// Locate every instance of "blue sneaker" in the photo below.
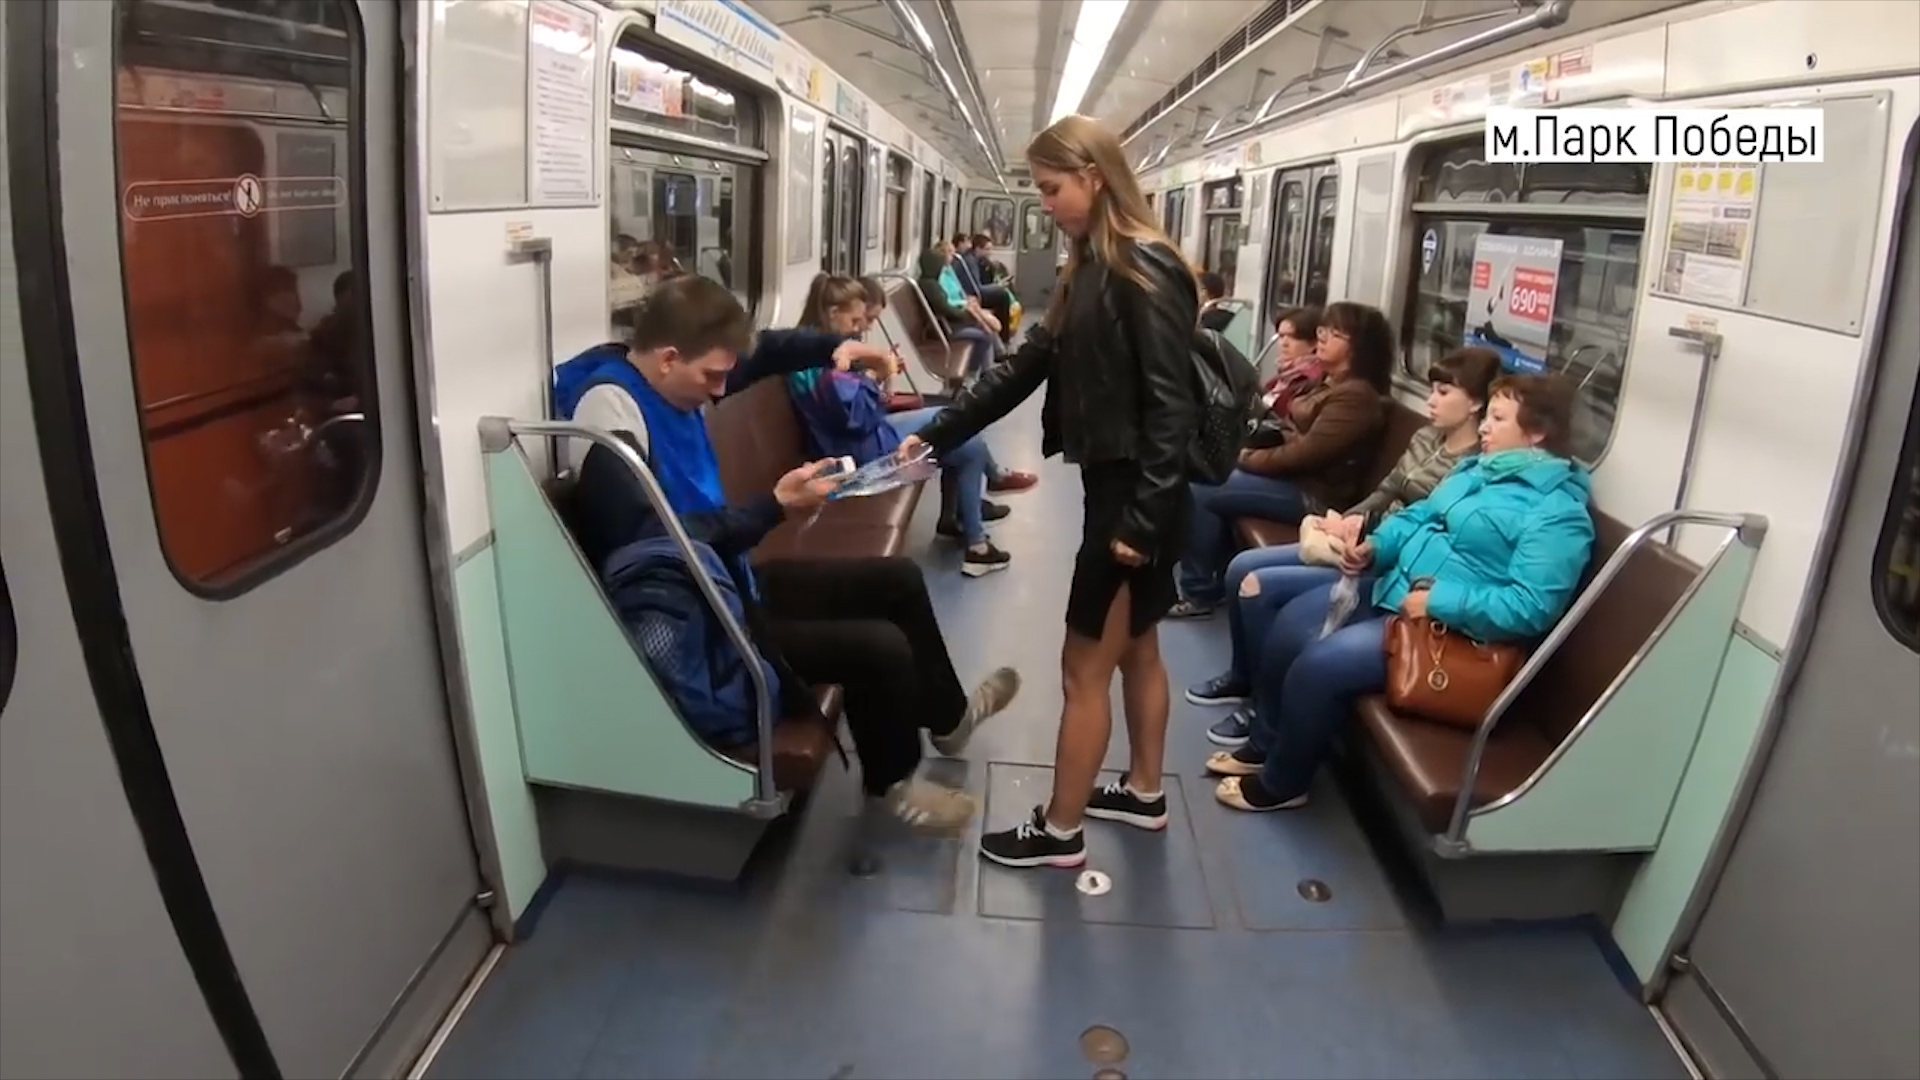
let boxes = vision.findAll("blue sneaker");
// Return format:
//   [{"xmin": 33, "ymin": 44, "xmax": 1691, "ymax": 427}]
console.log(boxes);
[
  {"xmin": 1206, "ymin": 706, "xmax": 1253, "ymax": 748},
  {"xmin": 1185, "ymin": 671, "xmax": 1249, "ymax": 706}
]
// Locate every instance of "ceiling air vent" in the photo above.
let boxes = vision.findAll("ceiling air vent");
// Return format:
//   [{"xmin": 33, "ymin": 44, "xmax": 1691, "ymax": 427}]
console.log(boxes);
[{"xmin": 1120, "ymin": 0, "xmax": 1311, "ymax": 140}]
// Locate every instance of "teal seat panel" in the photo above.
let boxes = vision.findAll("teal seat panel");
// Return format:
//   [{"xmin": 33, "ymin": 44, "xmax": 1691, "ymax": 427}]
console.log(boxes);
[
  {"xmin": 1463, "ymin": 538, "xmax": 1759, "ymax": 854},
  {"xmin": 483, "ymin": 446, "xmax": 753, "ymax": 809}
]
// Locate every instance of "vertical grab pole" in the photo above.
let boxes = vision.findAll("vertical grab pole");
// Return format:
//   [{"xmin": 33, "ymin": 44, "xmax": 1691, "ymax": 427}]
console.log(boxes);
[
  {"xmin": 510, "ymin": 236, "xmax": 557, "ymax": 478},
  {"xmin": 1666, "ymin": 324, "xmax": 1724, "ymax": 547},
  {"xmin": 497, "ymin": 419, "xmax": 784, "ymax": 814}
]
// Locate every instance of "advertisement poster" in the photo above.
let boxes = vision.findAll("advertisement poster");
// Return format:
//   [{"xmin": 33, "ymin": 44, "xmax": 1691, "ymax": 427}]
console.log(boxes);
[
  {"xmin": 1464, "ymin": 234, "xmax": 1564, "ymax": 374},
  {"xmin": 1656, "ymin": 162, "xmax": 1760, "ymax": 308}
]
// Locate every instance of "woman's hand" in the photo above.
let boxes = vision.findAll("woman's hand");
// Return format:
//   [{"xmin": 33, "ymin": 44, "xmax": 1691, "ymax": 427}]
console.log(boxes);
[
  {"xmin": 1400, "ymin": 588, "xmax": 1430, "ymax": 620},
  {"xmin": 1330, "ymin": 513, "xmax": 1365, "ymax": 546},
  {"xmin": 1110, "ymin": 539, "xmax": 1147, "ymax": 567},
  {"xmin": 1340, "ymin": 539, "xmax": 1375, "ymax": 576},
  {"xmin": 895, "ymin": 433, "xmax": 924, "ymax": 459}
]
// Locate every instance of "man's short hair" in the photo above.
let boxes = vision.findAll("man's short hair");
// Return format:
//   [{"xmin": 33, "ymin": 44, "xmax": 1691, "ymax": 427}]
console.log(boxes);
[{"xmin": 629, "ymin": 275, "xmax": 753, "ymax": 357}]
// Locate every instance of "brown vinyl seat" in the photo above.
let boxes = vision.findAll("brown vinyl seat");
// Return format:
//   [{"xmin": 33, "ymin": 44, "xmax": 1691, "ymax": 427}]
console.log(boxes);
[
  {"xmin": 1233, "ymin": 400, "xmax": 1429, "ymax": 550},
  {"xmin": 722, "ymin": 686, "xmax": 843, "ymax": 792},
  {"xmin": 882, "ymin": 277, "xmax": 971, "ymax": 386},
  {"xmin": 704, "ymin": 377, "xmax": 922, "ymax": 563},
  {"xmin": 1352, "ymin": 509, "xmax": 1700, "ymax": 833},
  {"xmin": 539, "ymin": 473, "xmax": 857, "ymax": 795}
]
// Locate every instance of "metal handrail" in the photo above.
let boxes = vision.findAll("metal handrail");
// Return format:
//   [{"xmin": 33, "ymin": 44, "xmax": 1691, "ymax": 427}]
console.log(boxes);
[
  {"xmin": 1442, "ymin": 508, "xmax": 1768, "ymax": 845},
  {"xmin": 874, "ymin": 269, "xmax": 963, "ymax": 386},
  {"xmin": 1205, "ymin": 0, "xmax": 1572, "ymax": 149},
  {"xmin": 487, "ymin": 418, "xmax": 780, "ymax": 809}
]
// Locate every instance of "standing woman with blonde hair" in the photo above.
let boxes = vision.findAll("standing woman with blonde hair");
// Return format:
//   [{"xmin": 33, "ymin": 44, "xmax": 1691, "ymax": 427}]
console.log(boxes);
[{"xmin": 899, "ymin": 114, "xmax": 1200, "ymax": 868}]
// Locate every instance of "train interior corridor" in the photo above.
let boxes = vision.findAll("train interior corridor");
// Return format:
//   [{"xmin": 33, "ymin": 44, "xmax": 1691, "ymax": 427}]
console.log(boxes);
[{"xmin": 422, "ymin": 388, "xmax": 1689, "ymax": 1080}]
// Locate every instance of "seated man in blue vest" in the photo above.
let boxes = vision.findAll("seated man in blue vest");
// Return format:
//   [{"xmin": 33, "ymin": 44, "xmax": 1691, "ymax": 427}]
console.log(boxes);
[{"xmin": 552, "ymin": 275, "xmax": 1019, "ymax": 832}]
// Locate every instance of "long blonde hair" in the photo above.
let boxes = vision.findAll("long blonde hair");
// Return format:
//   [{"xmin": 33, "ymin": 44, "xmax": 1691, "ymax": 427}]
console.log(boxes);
[{"xmin": 1027, "ymin": 114, "xmax": 1198, "ymax": 329}]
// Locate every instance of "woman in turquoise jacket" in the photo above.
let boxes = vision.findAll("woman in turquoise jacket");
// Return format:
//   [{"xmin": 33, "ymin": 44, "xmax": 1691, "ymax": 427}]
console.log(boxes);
[{"xmin": 1205, "ymin": 374, "xmax": 1597, "ymax": 812}]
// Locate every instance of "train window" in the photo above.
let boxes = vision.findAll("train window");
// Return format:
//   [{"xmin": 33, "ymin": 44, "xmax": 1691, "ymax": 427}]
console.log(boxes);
[
  {"xmin": 1873, "ymin": 378, "xmax": 1920, "ymax": 652},
  {"xmin": 1404, "ymin": 137, "xmax": 1651, "ymax": 464},
  {"xmin": 866, "ymin": 144, "xmax": 883, "ymax": 253},
  {"xmin": 920, "ymin": 170, "xmax": 936, "ymax": 254},
  {"xmin": 971, "ymin": 198, "xmax": 1015, "ymax": 248},
  {"xmin": 884, "ymin": 153, "xmax": 911, "ymax": 269},
  {"xmin": 819, "ymin": 131, "xmax": 840, "ymax": 273},
  {"xmin": 939, "ymin": 180, "xmax": 953, "ymax": 244},
  {"xmin": 1202, "ymin": 179, "xmax": 1245, "ymax": 293},
  {"xmin": 1306, "ymin": 174, "xmax": 1338, "ymax": 305},
  {"xmin": 607, "ymin": 36, "xmax": 761, "ymax": 333},
  {"xmin": 609, "ymin": 42, "xmax": 754, "ymax": 147},
  {"xmin": 1022, "ymin": 204, "xmax": 1055, "ymax": 253},
  {"xmin": 835, "ymin": 138, "xmax": 863, "ymax": 275},
  {"xmin": 112, "ymin": 0, "xmax": 378, "ymax": 594},
  {"xmin": 609, "ymin": 149, "xmax": 749, "ymax": 326}
]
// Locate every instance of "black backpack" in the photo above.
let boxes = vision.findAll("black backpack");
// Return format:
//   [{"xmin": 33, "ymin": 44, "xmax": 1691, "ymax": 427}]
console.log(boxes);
[{"xmin": 1186, "ymin": 327, "xmax": 1261, "ymax": 485}]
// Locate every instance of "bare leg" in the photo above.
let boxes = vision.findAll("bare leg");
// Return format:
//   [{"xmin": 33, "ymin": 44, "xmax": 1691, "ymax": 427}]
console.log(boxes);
[
  {"xmin": 1045, "ymin": 585, "xmax": 1134, "ymax": 832},
  {"xmin": 1117, "ymin": 624, "xmax": 1169, "ymax": 796}
]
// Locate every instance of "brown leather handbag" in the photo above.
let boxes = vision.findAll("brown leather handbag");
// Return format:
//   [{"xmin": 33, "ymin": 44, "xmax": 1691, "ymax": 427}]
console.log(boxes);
[{"xmin": 1382, "ymin": 615, "xmax": 1524, "ymax": 730}]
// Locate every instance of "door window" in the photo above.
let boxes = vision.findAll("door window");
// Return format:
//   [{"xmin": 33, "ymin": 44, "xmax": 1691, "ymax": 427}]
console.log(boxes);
[
  {"xmin": 1873, "ymin": 377, "xmax": 1920, "ymax": 651},
  {"xmin": 971, "ymin": 198, "xmax": 1014, "ymax": 248},
  {"xmin": 112, "ymin": 0, "xmax": 376, "ymax": 596},
  {"xmin": 1267, "ymin": 178, "xmax": 1306, "ymax": 312},
  {"xmin": 1305, "ymin": 173, "xmax": 1338, "ymax": 307}
]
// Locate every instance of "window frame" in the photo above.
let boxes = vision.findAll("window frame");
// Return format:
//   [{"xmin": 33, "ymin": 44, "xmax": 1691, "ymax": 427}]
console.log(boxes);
[
  {"xmin": 605, "ymin": 28, "xmax": 767, "ymax": 325},
  {"xmin": 109, "ymin": 0, "xmax": 384, "ymax": 600},
  {"xmin": 1871, "ymin": 372, "xmax": 1920, "ymax": 653},
  {"xmin": 1396, "ymin": 135, "xmax": 1652, "ymax": 467}
]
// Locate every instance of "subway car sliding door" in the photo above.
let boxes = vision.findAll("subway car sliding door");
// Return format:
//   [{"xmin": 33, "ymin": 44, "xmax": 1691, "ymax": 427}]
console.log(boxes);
[
  {"xmin": 34, "ymin": 2, "xmax": 489, "ymax": 1077},
  {"xmin": 1661, "ymin": 126, "xmax": 1920, "ymax": 1079},
  {"xmin": 1013, "ymin": 198, "xmax": 1057, "ymax": 311},
  {"xmin": 3, "ymin": 23, "xmax": 235, "ymax": 1072}
]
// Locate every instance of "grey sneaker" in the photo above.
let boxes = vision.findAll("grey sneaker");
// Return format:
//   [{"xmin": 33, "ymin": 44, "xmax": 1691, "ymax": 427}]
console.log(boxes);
[
  {"xmin": 931, "ymin": 666, "xmax": 1021, "ymax": 756},
  {"xmin": 885, "ymin": 776, "xmax": 978, "ymax": 832}
]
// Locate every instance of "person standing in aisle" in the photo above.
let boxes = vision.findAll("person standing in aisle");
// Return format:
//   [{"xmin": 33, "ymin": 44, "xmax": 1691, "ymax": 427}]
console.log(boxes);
[{"xmin": 898, "ymin": 113, "xmax": 1200, "ymax": 869}]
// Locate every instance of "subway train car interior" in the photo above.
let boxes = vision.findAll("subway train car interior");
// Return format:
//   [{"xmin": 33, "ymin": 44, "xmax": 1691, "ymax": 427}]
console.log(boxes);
[{"xmin": 3, "ymin": 0, "xmax": 1919, "ymax": 1077}]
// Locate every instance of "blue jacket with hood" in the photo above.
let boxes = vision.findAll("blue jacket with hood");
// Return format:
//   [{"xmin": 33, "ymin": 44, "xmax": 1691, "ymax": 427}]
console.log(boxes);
[{"xmin": 1366, "ymin": 448, "xmax": 1596, "ymax": 643}]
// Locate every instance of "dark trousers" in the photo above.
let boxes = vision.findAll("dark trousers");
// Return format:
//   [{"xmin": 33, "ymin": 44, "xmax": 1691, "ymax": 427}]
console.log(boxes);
[
  {"xmin": 757, "ymin": 556, "xmax": 968, "ymax": 795},
  {"xmin": 979, "ymin": 286, "xmax": 1015, "ymax": 344}
]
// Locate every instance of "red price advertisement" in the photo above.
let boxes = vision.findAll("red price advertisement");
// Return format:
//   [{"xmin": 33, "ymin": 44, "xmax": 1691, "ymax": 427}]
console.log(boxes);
[{"xmin": 1506, "ymin": 266, "xmax": 1557, "ymax": 324}]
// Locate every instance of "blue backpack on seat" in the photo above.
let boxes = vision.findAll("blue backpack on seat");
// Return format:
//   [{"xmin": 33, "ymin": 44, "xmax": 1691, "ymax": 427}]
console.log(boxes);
[{"xmin": 600, "ymin": 534, "xmax": 781, "ymax": 750}]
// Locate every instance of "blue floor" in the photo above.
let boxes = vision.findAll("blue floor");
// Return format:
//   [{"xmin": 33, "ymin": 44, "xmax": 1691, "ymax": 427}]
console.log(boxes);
[{"xmin": 426, "ymin": 393, "xmax": 1690, "ymax": 1080}]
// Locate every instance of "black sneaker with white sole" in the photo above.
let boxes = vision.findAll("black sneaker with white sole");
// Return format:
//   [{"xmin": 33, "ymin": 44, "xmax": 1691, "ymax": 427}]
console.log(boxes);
[
  {"xmin": 936, "ymin": 501, "xmax": 1010, "ymax": 538},
  {"xmin": 979, "ymin": 806, "xmax": 1087, "ymax": 868},
  {"xmin": 1084, "ymin": 777, "xmax": 1169, "ymax": 830},
  {"xmin": 1185, "ymin": 671, "xmax": 1250, "ymax": 706},
  {"xmin": 961, "ymin": 542, "xmax": 1011, "ymax": 577}
]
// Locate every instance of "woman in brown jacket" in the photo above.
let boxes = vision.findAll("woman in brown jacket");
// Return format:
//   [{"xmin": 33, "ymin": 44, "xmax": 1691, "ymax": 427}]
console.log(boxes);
[{"xmin": 1172, "ymin": 300, "xmax": 1396, "ymax": 617}]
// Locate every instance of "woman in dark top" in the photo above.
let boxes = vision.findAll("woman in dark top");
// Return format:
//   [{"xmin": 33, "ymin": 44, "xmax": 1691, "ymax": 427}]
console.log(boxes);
[
  {"xmin": 1171, "ymin": 300, "xmax": 1396, "ymax": 617},
  {"xmin": 899, "ymin": 114, "xmax": 1199, "ymax": 870}
]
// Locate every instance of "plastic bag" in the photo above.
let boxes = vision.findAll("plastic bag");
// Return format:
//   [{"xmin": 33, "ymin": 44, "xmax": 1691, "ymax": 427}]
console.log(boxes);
[
  {"xmin": 1320, "ymin": 574, "xmax": 1361, "ymax": 639},
  {"xmin": 827, "ymin": 442, "xmax": 939, "ymax": 500}
]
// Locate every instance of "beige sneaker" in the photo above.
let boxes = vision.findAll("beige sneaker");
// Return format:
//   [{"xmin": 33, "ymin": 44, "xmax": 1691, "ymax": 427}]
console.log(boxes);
[
  {"xmin": 885, "ymin": 776, "xmax": 978, "ymax": 832},
  {"xmin": 931, "ymin": 666, "xmax": 1021, "ymax": 757}
]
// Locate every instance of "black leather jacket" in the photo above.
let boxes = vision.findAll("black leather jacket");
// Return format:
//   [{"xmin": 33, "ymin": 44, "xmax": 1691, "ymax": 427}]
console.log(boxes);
[{"xmin": 916, "ymin": 239, "xmax": 1199, "ymax": 555}]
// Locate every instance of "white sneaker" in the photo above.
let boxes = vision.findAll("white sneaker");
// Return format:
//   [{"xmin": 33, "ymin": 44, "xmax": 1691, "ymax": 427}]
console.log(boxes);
[{"xmin": 931, "ymin": 667, "xmax": 1021, "ymax": 756}]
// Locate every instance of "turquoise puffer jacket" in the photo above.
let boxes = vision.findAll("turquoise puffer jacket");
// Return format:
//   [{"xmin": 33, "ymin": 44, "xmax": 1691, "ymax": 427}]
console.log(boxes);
[{"xmin": 1367, "ymin": 448, "xmax": 1596, "ymax": 643}]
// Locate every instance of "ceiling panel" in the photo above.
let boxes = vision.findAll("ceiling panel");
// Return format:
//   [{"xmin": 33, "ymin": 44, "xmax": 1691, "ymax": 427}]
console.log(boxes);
[{"xmin": 1124, "ymin": 0, "xmax": 1701, "ymax": 161}]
